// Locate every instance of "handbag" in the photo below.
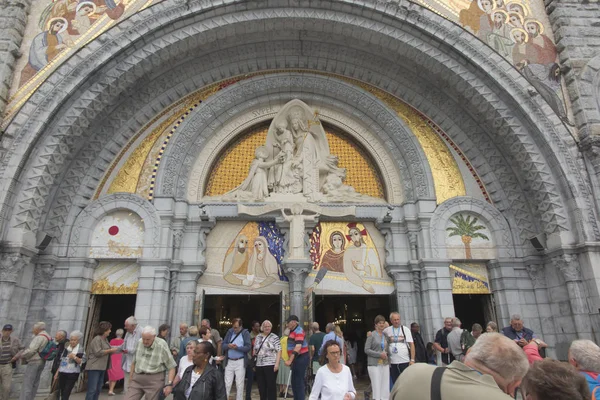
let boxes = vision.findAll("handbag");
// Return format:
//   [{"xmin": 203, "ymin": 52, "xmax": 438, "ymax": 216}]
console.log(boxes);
[{"xmin": 249, "ymin": 333, "xmax": 270, "ymax": 370}]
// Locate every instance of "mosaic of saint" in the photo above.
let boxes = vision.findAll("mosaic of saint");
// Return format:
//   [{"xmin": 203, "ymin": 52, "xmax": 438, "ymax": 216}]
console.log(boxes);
[
  {"xmin": 307, "ymin": 222, "xmax": 388, "ymax": 295},
  {"xmin": 222, "ymin": 222, "xmax": 288, "ymax": 289}
]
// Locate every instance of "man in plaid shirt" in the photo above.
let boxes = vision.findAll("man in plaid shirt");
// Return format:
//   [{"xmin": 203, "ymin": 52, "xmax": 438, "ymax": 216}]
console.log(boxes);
[{"xmin": 125, "ymin": 326, "xmax": 177, "ymax": 400}]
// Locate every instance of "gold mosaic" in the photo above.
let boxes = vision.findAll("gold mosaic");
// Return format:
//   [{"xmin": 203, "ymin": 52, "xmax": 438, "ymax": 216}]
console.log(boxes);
[{"xmin": 204, "ymin": 123, "xmax": 385, "ymax": 198}]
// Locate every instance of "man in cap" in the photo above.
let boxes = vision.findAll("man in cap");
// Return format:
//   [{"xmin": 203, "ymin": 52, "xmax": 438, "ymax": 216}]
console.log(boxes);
[
  {"xmin": 284, "ymin": 315, "xmax": 309, "ymax": 400},
  {"xmin": 0, "ymin": 325, "xmax": 21, "ymax": 400}
]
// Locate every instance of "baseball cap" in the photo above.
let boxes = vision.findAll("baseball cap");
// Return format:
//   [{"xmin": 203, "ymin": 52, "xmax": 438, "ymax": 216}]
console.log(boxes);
[
  {"xmin": 286, "ymin": 315, "xmax": 299, "ymax": 323},
  {"xmin": 2, "ymin": 324, "xmax": 13, "ymax": 331}
]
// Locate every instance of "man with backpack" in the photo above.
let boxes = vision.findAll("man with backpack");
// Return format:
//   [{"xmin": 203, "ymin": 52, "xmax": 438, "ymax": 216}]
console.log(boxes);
[
  {"xmin": 568, "ymin": 339, "xmax": 600, "ymax": 399},
  {"xmin": 15, "ymin": 321, "xmax": 57, "ymax": 400}
]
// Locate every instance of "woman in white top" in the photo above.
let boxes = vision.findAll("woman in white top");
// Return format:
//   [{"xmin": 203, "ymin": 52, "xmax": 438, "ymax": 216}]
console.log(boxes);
[
  {"xmin": 309, "ymin": 340, "xmax": 356, "ymax": 400},
  {"xmin": 53, "ymin": 330, "xmax": 86, "ymax": 400},
  {"xmin": 253, "ymin": 320, "xmax": 281, "ymax": 400},
  {"xmin": 173, "ymin": 340, "xmax": 197, "ymax": 387}
]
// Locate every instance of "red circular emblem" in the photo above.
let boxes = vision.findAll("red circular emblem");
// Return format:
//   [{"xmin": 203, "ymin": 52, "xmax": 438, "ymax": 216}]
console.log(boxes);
[{"xmin": 108, "ymin": 226, "xmax": 119, "ymax": 236}]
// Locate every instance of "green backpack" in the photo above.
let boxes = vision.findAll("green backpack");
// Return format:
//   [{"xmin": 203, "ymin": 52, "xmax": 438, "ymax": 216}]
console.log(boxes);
[{"xmin": 460, "ymin": 330, "xmax": 476, "ymax": 353}]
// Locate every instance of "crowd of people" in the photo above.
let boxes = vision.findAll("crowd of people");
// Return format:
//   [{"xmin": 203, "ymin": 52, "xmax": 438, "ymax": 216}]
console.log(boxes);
[{"xmin": 1, "ymin": 312, "xmax": 599, "ymax": 400}]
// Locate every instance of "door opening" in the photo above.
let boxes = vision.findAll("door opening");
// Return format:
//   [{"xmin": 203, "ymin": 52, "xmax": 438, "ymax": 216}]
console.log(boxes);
[
  {"xmin": 452, "ymin": 294, "xmax": 494, "ymax": 331},
  {"xmin": 204, "ymin": 295, "xmax": 280, "ymax": 337}
]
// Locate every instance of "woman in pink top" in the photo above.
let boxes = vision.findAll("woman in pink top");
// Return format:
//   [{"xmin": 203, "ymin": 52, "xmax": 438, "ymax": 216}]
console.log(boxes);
[
  {"xmin": 107, "ymin": 328, "xmax": 125, "ymax": 395},
  {"xmin": 523, "ymin": 338, "xmax": 547, "ymax": 365}
]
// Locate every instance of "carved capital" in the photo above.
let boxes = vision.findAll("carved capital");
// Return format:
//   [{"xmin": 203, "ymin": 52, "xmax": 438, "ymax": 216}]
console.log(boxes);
[
  {"xmin": 173, "ymin": 229, "xmax": 184, "ymax": 250},
  {"xmin": 553, "ymin": 254, "xmax": 581, "ymax": 282},
  {"xmin": 0, "ymin": 253, "xmax": 30, "ymax": 282},
  {"xmin": 525, "ymin": 263, "xmax": 546, "ymax": 289},
  {"xmin": 282, "ymin": 262, "xmax": 310, "ymax": 292},
  {"xmin": 33, "ymin": 263, "xmax": 56, "ymax": 290}
]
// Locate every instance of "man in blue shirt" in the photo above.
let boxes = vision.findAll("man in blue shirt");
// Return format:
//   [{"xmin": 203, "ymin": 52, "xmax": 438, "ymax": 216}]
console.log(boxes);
[
  {"xmin": 318, "ymin": 323, "xmax": 344, "ymax": 357},
  {"xmin": 222, "ymin": 318, "xmax": 251, "ymax": 400}
]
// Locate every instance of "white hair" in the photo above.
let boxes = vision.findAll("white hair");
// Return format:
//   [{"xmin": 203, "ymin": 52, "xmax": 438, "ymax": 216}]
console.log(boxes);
[
  {"xmin": 125, "ymin": 316, "xmax": 138, "ymax": 326},
  {"xmin": 179, "ymin": 322, "xmax": 189, "ymax": 328},
  {"xmin": 466, "ymin": 333, "xmax": 529, "ymax": 383},
  {"xmin": 115, "ymin": 329, "xmax": 124, "ymax": 338},
  {"xmin": 570, "ymin": 340, "xmax": 600, "ymax": 372},
  {"xmin": 452, "ymin": 318, "xmax": 462, "ymax": 328},
  {"xmin": 510, "ymin": 314, "xmax": 522, "ymax": 321},
  {"xmin": 33, "ymin": 322, "xmax": 46, "ymax": 331},
  {"xmin": 141, "ymin": 326, "xmax": 156, "ymax": 336},
  {"xmin": 326, "ymin": 323, "xmax": 335, "ymax": 332},
  {"xmin": 261, "ymin": 320, "xmax": 273, "ymax": 330},
  {"xmin": 69, "ymin": 330, "xmax": 83, "ymax": 340}
]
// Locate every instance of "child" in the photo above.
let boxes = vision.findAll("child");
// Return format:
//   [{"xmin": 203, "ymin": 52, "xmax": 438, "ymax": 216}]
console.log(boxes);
[{"xmin": 426, "ymin": 342, "xmax": 437, "ymax": 365}]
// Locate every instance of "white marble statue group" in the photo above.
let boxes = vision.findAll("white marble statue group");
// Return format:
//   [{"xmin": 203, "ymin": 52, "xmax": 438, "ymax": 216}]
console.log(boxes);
[{"xmin": 223, "ymin": 99, "xmax": 383, "ymax": 203}]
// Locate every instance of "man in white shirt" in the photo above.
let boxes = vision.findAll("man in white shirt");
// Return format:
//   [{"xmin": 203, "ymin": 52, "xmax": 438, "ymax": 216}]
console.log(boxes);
[
  {"xmin": 121, "ymin": 316, "xmax": 142, "ymax": 392},
  {"xmin": 383, "ymin": 312, "xmax": 415, "ymax": 389}
]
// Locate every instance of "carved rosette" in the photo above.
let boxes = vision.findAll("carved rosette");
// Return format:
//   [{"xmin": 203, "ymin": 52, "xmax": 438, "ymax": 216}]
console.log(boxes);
[
  {"xmin": 0, "ymin": 253, "xmax": 30, "ymax": 282},
  {"xmin": 553, "ymin": 254, "xmax": 582, "ymax": 282},
  {"xmin": 33, "ymin": 263, "xmax": 56, "ymax": 291},
  {"xmin": 525, "ymin": 264, "xmax": 547, "ymax": 289}
]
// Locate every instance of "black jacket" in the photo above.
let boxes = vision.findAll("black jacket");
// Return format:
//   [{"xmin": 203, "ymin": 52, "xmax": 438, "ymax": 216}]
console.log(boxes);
[{"xmin": 173, "ymin": 363, "xmax": 226, "ymax": 400}]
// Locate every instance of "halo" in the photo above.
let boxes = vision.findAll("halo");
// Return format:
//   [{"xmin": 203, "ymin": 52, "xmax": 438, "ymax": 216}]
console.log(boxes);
[
  {"xmin": 510, "ymin": 28, "xmax": 529, "ymax": 44},
  {"xmin": 477, "ymin": 0, "xmax": 497, "ymax": 12},
  {"xmin": 524, "ymin": 18, "xmax": 544, "ymax": 35},
  {"xmin": 507, "ymin": 12, "xmax": 524, "ymax": 27},
  {"xmin": 506, "ymin": 1, "xmax": 531, "ymax": 17},
  {"xmin": 46, "ymin": 17, "xmax": 68, "ymax": 34},
  {"xmin": 76, "ymin": 1, "xmax": 97, "ymax": 14},
  {"xmin": 493, "ymin": 9, "xmax": 510, "ymax": 24}
]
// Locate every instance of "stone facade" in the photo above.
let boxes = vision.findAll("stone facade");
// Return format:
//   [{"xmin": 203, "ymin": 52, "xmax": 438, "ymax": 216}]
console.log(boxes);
[{"xmin": 0, "ymin": 0, "xmax": 598, "ymax": 396}]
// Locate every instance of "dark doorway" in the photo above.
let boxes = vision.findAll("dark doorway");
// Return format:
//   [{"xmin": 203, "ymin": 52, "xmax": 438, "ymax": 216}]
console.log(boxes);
[
  {"xmin": 204, "ymin": 295, "xmax": 280, "ymax": 337},
  {"xmin": 314, "ymin": 295, "xmax": 391, "ymax": 378},
  {"xmin": 85, "ymin": 294, "xmax": 137, "ymax": 342},
  {"xmin": 452, "ymin": 294, "xmax": 491, "ymax": 331}
]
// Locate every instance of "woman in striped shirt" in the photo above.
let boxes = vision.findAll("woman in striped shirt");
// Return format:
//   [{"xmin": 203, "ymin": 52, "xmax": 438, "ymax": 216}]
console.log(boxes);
[{"xmin": 253, "ymin": 320, "xmax": 282, "ymax": 400}]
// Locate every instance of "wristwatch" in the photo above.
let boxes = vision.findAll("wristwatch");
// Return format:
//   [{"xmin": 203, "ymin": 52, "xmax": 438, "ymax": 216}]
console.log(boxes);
[{"xmin": 166, "ymin": 381, "xmax": 173, "ymax": 387}]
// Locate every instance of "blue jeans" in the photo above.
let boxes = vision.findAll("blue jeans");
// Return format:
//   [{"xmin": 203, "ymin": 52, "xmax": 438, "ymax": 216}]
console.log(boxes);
[
  {"xmin": 291, "ymin": 353, "xmax": 308, "ymax": 400},
  {"xmin": 86, "ymin": 370, "xmax": 104, "ymax": 400}
]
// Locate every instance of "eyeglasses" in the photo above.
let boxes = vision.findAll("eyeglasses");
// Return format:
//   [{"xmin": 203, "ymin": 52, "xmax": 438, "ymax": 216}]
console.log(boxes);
[{"xmin": 327, "ymin": 351, "xmax": 341, "ymax": 356}]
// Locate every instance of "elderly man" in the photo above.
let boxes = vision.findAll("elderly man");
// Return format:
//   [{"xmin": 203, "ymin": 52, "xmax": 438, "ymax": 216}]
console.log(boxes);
[
  {"xmin": 446, "ymin": 318, "xmax": 464, "ymax": 362},
  {"xmin": 50, "ymin": 330, "xmax": 68, "ymax": 378},
  {"xmin": 318, "ymin": 323, "xmax": 343, "ymax": 357},
  {"xmin": 170, "ymin": 322, "xmax": 188, "ymax": 359},
  {"xmin": 568, "ymin": 339, "xmax": 600, "ymax": 395},
  {"xmin": 433, "ymin": 317, "xmax": 454, "ymax": 365},
  {"xmin": 384, "ymin": 312, "xmax": 415, "ymax": 387},
  {"xmin": 121, "ymin": 316, "xmax": 143, "ymax": 392},
  {"xmin": 17, "ymin": 322, "xmax": 52, "ymax": 400},
  {"xmin": 124, "ymin": 326, "xmax": 176, "ymax": 400},
  {"xmin": 0, "ymin": 325, "xmax": 21, "ymax": 400},
  {"xmin": 222, "ymin": 318, "xmax": 251, "ymax": 400},
  {"xmin": 391, "ymin": 333, "xmax": 529, "ymax": 399},
  {"xmin": 284, "ymin": 315, "xmax": 309, "ymax": 400},
  {"xmin": 501, "ymin": 314, "xmax": 534, "ymax": 347},
  {"xmin": 201, "ymin": 319, "xmax": 223, "ymax": 357}
]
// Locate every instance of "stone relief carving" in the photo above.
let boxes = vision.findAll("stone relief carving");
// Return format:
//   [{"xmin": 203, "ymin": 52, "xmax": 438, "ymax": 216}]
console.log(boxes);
[
  {"xmin": 217, "ymin": 99, "xmax": 387, "ymax": 204},
  {"xmin": 553, "ymin": 254, "xmax": 582, "ymax": 282},
  {"xmin": 0, "ymin": 253, "xmax": 30, "ymax": 282},
  {"xmin": 525, "ymin": 263, "xmax": 547, "ymax": 289}
]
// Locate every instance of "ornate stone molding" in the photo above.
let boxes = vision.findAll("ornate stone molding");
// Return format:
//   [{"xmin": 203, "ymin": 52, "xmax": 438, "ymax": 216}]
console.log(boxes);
[
  {"xmin": 0, "ymin": 253, "xmax": 29, "ymax": 282},
  {"xmin": 525, "ymin": 263, "xmax": 547, "ymax": 289},
  {"xmin": 0, "ymin": 0, "xmax": 590, "ymax": 250},
  {"xmin": 553, "ymin": 254, "xmax": 582, "ymax": 282}
]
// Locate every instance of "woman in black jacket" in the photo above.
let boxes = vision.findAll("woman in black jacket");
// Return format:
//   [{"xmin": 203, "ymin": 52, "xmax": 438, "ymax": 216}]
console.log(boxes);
[{"xmin": 173, "ymin": 341, "xmax": 226, "ymax": 400}]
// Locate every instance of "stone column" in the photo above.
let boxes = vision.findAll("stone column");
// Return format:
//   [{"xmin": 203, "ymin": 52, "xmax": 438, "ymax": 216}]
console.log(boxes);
[
  {"xmin": 282, "ymin": 260, "xmax": 310, "ymax": 323},
  {"xmin": 23, "ymin": 256, "xmax": 57, "ymax": 334},
  {"xmin": 418, "ymin": 260, "xmax": 453, "ymax": 340},
  {"xmin": 525, "ymin": 263, "xmax": 556, "ymax": 358},
  {"xmin": 553, "ymin": 254, "xmax": 594, "ymax": 340},
  {"xmin": 387, "ymin": 263, "xmax": 416, "ymax": 323},
  {"xmin": 170, "ymin": 268, "xmax": 203, "ymax": 329},
  {"xmin": 0, "ymin": 251, "xmax": 30, "ymax": 325},
  {"xmin": 486, "ymin": 260, "xmax": 521, "ymax": 326},
  {"xmin": 137, "ymin": 259, "xmax": 170, "ymax": 328}
]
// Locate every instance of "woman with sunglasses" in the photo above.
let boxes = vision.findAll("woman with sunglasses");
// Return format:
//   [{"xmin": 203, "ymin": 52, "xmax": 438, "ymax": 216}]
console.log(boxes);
[
  {"xmin": 309, "ymin": 340, "xmax": 356, "ymax": 400},
  {"xmin": 173, "ymin": 341, "xmax": 226, "ymax": 400}
]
